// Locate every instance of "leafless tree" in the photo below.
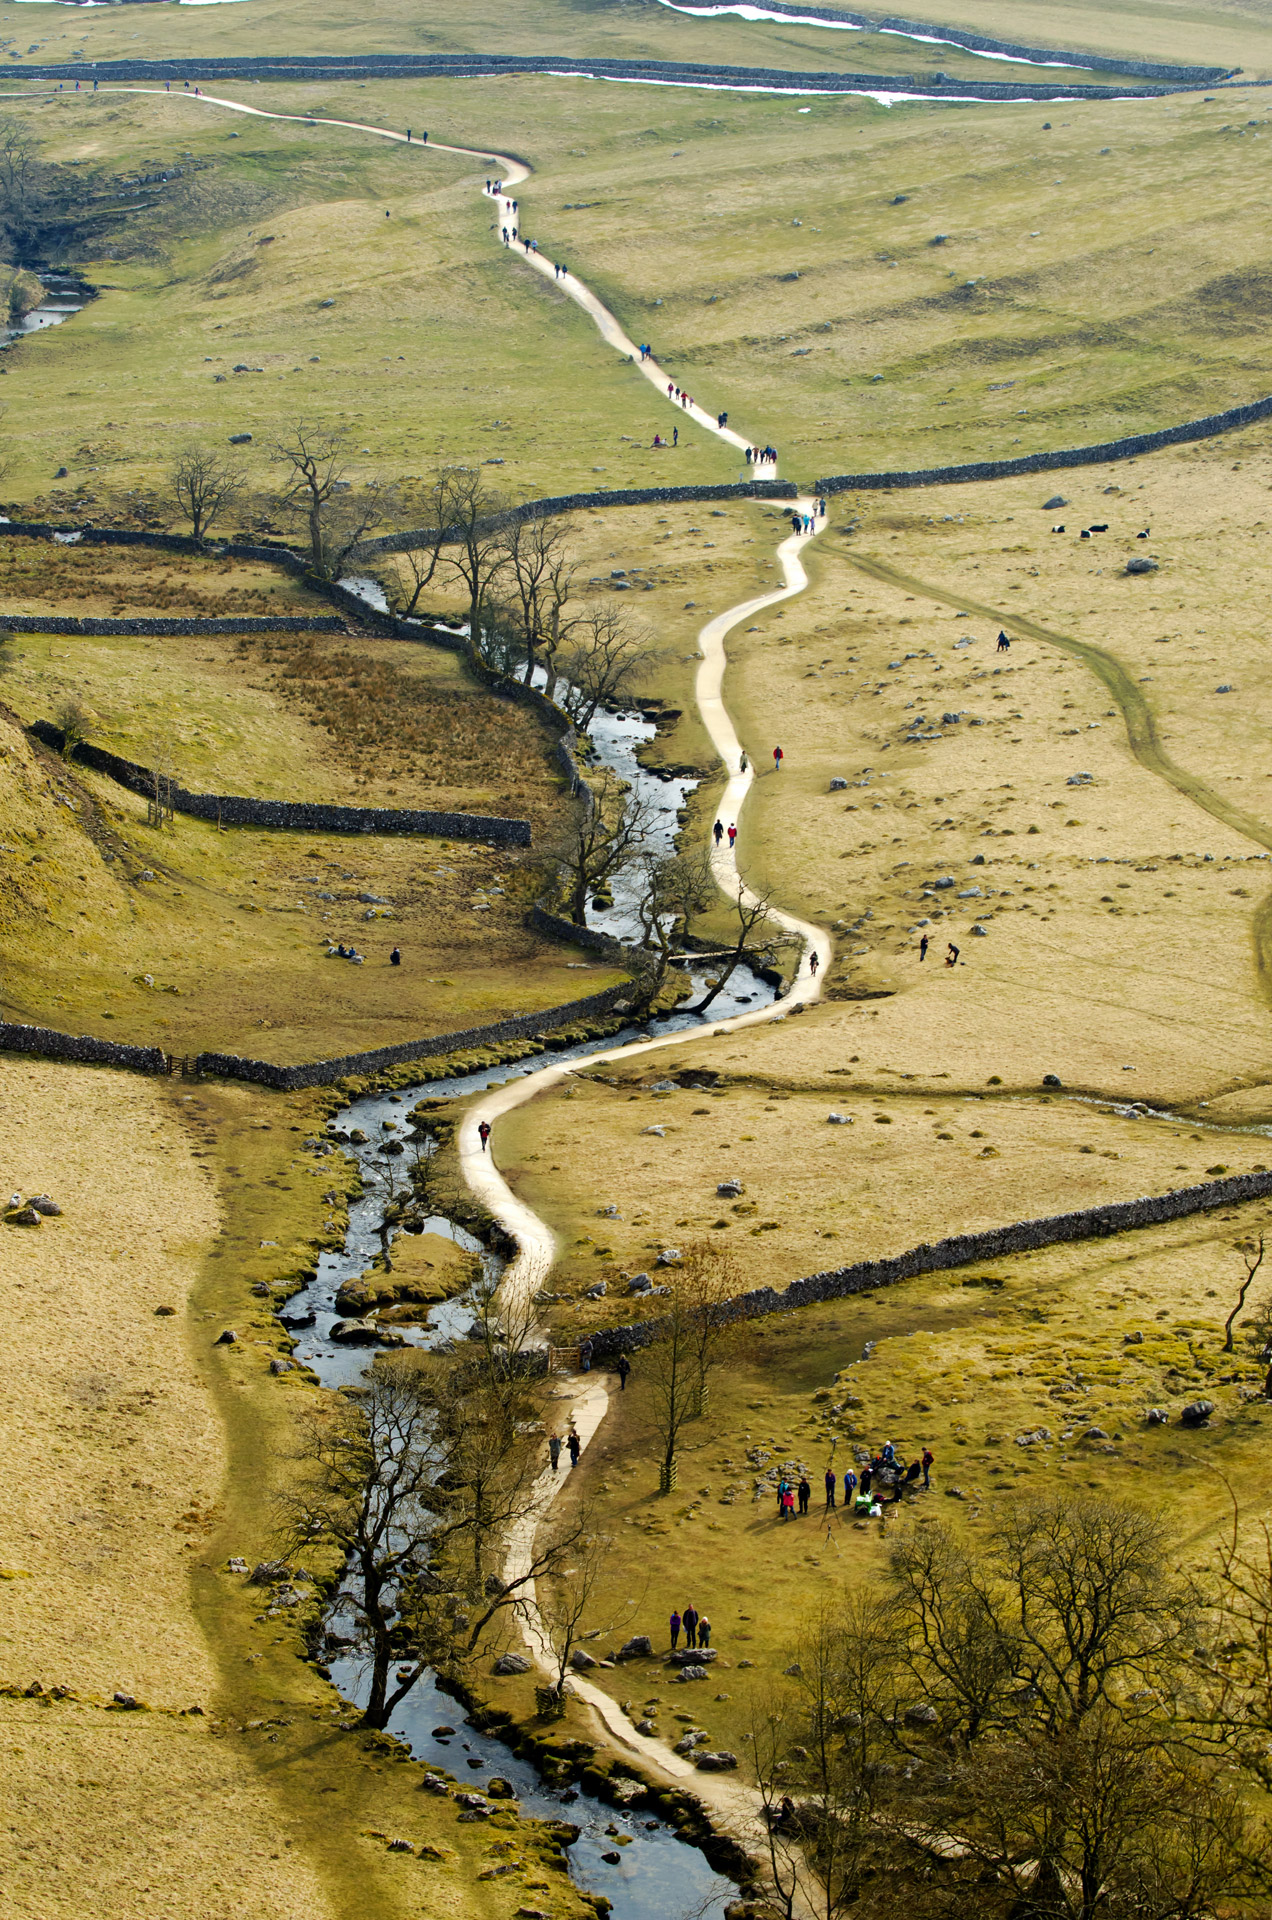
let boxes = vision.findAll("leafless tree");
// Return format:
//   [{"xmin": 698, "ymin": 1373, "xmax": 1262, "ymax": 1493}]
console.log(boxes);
[
  {"xmin": 549, "ymin": 774, "xmax": 655, "ymax": 926},
  {"xmin": 630, "ymin": 848, "xmax": 717, "ymax": 1016},
  {"xmin": 557, "ymin": 601, "xmax": 654, "ymax": 733},
  {"xmin": 640, "ymin": 1241, "xmax": 740, "ymax": 1493},
  {"xmin": 270, "ymin": 422, "xmax": 395, "ymax": 578},
  {"xmin": 684, "ymin": 882, "xmax": 789, "ymax": 1016},
  {"xmin": 532, "ymin": 1521, "xmax": 632, "ymax": 1713},
  {"xmin": 168, "ymin": 443, "xmax": 243, "ymax": 545},
  {"xmin": 496, "ymin": 511, "xmax": 578, "ymax": 686},
  {"xmin": 419, "ymin": 466, "xmax": 510, "ymax": 659},
  {"xmin": 1224, "ymin": 1235, "xmax": 1265, "ymax": 1353}
]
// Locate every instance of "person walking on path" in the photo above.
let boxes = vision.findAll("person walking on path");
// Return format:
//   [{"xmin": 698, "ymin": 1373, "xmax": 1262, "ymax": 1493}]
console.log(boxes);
[
  {"xmin": 824, "ymin": 1468, "xmax": 837, "ymax": 1509},
  {"xmin": 798, "ymin": 1476, "xmax": 811, "ymax": 1516},
  {"xmin": 772, "ymin": 746, "xmax": 784, "ymax": 773},
  {"xmin": 669, "ymin": 1609, "xmax": 682, "ymax": 1650},
  {"xmin": 478, "ymin": 1120, "xmax": 492, "ymax": 1152},
  {"xmin": 997, "ymin": 631, "xmax": 1010, "ymax": 652},
  {"xmin": 922, "ymin": 1446, "xmax": 934, "ymax": 1489},
  {"xmin": 740, "ymin": 750, "xmax": 748, "ymax": 773},
  {"xmin": 809, "ymin": 950, "xmax": 819, "ymax": 976},
  {"xmin": 616, "ymin": 1353, "xmax": 631, "ymax": 1391},
  {"xmin": 568, "ymin": 1430, "xmax": 581, "ymax": 1468},
  {"xmin": 713, "ymin": 819, "xmax": 724, "ymax": 847},
  {"xmin": 549, "ymin": 1433, "xmax": 562, "ymax": 1473},
  {"xmin": 579, "ymin": 1337, "xmax": 593, "ymax": 1373},
  {"xmin": 919, "ymin": 934, "xmax": 929, "ymax": 961},
  {"xmin": 697, "ymin": 1615, "xmax": 711, "ymax": 1648},
  {"xmin": 843, "ymin": 1466, "xmax": 858, "ymax": 1507},
  {"xmin": 683, "ymin": 1604, "xmax": 699, "ymax": 1649},
  {"xmin": 819, "ymin": 497, "xmax": 827, "ymax": 517},
  {"xmin": 727, "ymin": 823, "xmax": 737, "ymax": 850}
]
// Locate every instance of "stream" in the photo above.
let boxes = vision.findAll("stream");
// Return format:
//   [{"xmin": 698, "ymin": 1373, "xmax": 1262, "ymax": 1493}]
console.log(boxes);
[
  {"xmin": 275, "ymin": 677, "xmax": 772, "ymax": 1920},
  {"xmin": 0, "ymin": 271, "xmax": 91, "ymax": 348}
]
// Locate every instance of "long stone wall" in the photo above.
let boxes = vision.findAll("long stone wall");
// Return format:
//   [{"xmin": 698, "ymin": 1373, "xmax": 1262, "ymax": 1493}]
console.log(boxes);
[
  {"xmin": 9, "ymin": 52, "xmax": 1231, "ymax": 101},
  {"xmin": 815, "ymin": 393, "xmax": 1272, "ymax": 496},
  {"xmin": 361, "ymin": 479, "xmax": 800, "ymax": 558},
  {"xmin": 1, "ymin": 614, "xmax": 346, "ymax": 635},
  {"xmin": 29, "ymin": 722, "xmax": 532, "ymax": 846},
  {"xmin": 193, "ymin": 982, "xmax": 635, "ymax": 1090},
  {"xmin": 0, "ymin": 1021, "xmax": 168, "ymax": 1075},
  {"xmin": 584, "ymin": 1169, "xmax": 1272, "ymax": 1360}
]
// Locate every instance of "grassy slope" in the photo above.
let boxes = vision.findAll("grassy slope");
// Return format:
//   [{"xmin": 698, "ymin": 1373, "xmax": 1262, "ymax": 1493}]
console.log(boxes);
[
  {"xmin": 0, "ymin": 551, "xmax": 627, "ymax": 1058},
  {"xmin": 0, "ymin": 1058, "xmax": 585, "ymax": 1920},
  {"xmin": 5, "ymin": 75, "xmax": 1272, "ymax": 501}
]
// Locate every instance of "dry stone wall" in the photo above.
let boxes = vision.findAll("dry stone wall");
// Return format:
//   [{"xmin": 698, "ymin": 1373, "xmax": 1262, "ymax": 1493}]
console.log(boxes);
[
  {"xmin": 0, "ymin": 1021, "xmax": 167, "ymax": 1074},
  {"xmin": 815, "ymin": 394, "xmax": 1272, "ymax": 495},
  {"xmin": 584, "ymin": 1170, "xmax": 1272, "ymax": 1360}
]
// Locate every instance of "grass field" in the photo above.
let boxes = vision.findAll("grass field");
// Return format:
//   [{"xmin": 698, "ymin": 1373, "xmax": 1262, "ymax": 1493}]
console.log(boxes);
[{"xmin": 3, "ymin": 70, "xmax": 1272, "ymax": 506}]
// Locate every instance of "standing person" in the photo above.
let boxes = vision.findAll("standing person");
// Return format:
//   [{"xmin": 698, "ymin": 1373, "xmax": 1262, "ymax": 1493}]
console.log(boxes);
[
  {"xmin": 859, "ymin": 1464, "xmax": 872, "ymax": 1499},
  {"xmin": 740, "ymin": 750, "xmax": 748, "ymax": 773},
  {"xmin": 669, "ymin": 1609, "xmax": 682, "ymax": 1650},
  {"xmin": 697, "ymin": 1615, "xmax": 711, "ymax": 1648},
  {"xmin": 791, "ymin": 512, "xmax": 802, "ymax": 536},
  {"xmin": 921, "ymin": 1445, "xmax": 934, "ymax": 1489},
  {"xmin": 919, "ymin": 934, "xmax": 929, "ymax": 961},
  {"xmin": 407, "ymin": 128, "xmax": 412, "ymax": 142},
  {"xmin": 727, "ymin": 823, "xmax": 737, "ymax": 851},
  {"xmin": 579, "ymin": 1337, "xmax": 593, "ymax": 1373},
  {"xmin": 843, "ymin": 1466, "xmax": 858, "ymax": 1507},
  {"xmin": 776, "ymin": 1478, "xmax": 788, "ymax": 1518},
  {"xmin": 549, "ymin": 1433, "xmax": 562, "ymax": 1473},
  {"xmin": 781, "ymin": 1485, "xmax": 796, "ymax": 1522},
  {"xmin": 819, "ymin": 497, "xmax": 827, "ymax": 518},
  {"xmin": 683, "ymin": 1603, "xmax": 699, "ymax": 1649},
  {"xmin": 997, "ymin": 631, "xmax": 1010, "ymax": 652},
  {"xmin": 713, "ymin": 819, "xmax": 724, "ymax": 847},
  {"xmin": 798, "ymin": 1476, "xmax": 811, "ymax": 1516},
  {"xmin": 568, "ymin": 1430, "xmax": 581, "ymax": 1468},
  {"xmin": 672, "ymin": 427, "xmax": 678, "ymax": 447},
  {"xmin": 946, "ymin": 943, "xmax": 960, "ymax": 967},
  {"xmin": 824, "ymin": 1467, "xmax": 837, "ymax": 1509},
  {"xmin": 773, "ymin": 746, "xmax": 784, "ymax": 773},
  {"xmin": 478, "ymin": 1120, "xmax": 492, "ymax": 1152},
  {"xmin": 616, "ymin": 1352, "xmax": 631, "ymax": 1391}
]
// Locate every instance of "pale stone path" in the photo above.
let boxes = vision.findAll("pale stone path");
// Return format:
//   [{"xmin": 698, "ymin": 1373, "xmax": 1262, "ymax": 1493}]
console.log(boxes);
[{"xmin": 109, "ymin": 83, "xmax": 830, "ymax": 1865}]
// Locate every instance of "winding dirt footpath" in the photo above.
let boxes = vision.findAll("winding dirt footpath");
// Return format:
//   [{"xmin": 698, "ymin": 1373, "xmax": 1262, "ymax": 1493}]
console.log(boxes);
[{"xmin": 106, "ymin": 81, "xmax": 830, "ymax": 1848}]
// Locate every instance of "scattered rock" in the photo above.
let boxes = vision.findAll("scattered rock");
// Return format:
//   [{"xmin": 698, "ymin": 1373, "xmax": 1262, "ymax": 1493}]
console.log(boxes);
[
  {"xmin": 829, "ymin": 777, "xmax": 848, "ymax": 791},
  {"xmin": 1181, "ymin": 1399, "xmax": 1215, "ymax": 1428},
  {"xmin": 419, "ymin": 1773, "xmax": 451, "ymax": 1795},
  {"xmin": 656, "ymin": 1248, "xmax": 682, "ymax": 1266},
  {"xmin": 6, "ymin": 1205, "xmax": 42, "ymax": 1226},
  {"xmin": 673, "ymin": 1665, "xmax": 710, "ymax": 1683},
  {"xmin": 1123, "ymin": 1330, "xmax": 1144, "ymax": 1346},
  {"xmin": 1125, "ymin": 556, "xmax": 1159, "ymax": 575},
  {"xmin": 601, "ymin": 1851, "xmax": 623, "ymax": 1865},
  {"xmin": 669, "ymin": 1647, "xmax": 717, "ymax": 1666},
  {"xmin": 269, "ymin": 1358, "xmax": 293, "ymax": 1375},
  {"xmin": 493, "ymin": 1652, "xmax": 532, "ymax": 1675},
  {"xmin": 1042, "ymin": 1073, "xmax": 1063, "ymax": 1087},
  {"xmin": 214, "ymin": 1329, "xmax": 238, "ymax": 1345},
  {"xmin": 112, "ymin": 1693, "xmax": 140, "ymax": 1710},
  {"xmin": 226, "ymin": 1557, "xmax": 248, "ymax": 1573},
  {"xmin": 154, "ymin": 1305, "xmax": 176, "ymax": 1316},
  {"xmin": 584, "ymin": 1282, "xmax": 608, "ymax": 1300},
  {"xmin": 1066, "ymin": 771, "xmax": 1094, "ymax": 786},
  {"xmin": 1043, "ymin": 496, "xmax": 1067, "ymax": 509},
  {"xmin": 617, "ymin": 1636, "xmax": 654, "ymax": 1661},
  {"xmin": 388, "ymin": 1837, "xmax": 413, "ymax": 1852},
  {"xmin": 27, "ymin": 1195, "xmax": 61, "ymax": 1216},
  {"xmin": 717, "ymin": 1179, "xmax": 745, "ymax": 1197},
  {"xmin": 486, "ymin": 1777, "xmax": 517, "ymax": 1798},
  {"xmin": 969, "ymin": 924, "xmax": 988, "ymax": 937},
  {"xmin": 932, "ymin": 876, "xmax": 955, "ymax": 890},
  {"xmin": 1145, "ymin": 1407, "xmax": 1169, "ymax": 1425},
  {"xmin": 695, "ymin": 1751, "xmax": 739, "ymax": 1771},
  {"xmin": 640, "ymin": 1126, "xmax": 666, "ymax": 1138},
  {"xmin": 904, "ymin": 1703, "xmax": 939, "ymax": 1727},
  {"xmin": 249, "ymin": 1560, "xmax": 291, "ymax": 1586},
  {"xmin": 571, "ymin": 1649, "xmax": 599, "ymax": 1670},
  {"xmin": 228, "ymin": 432, "xmax": 252, "ymax": 444},
  {"xmin": 1083, "ymin": 1427, "xmax": 1109, "ymax": 1441},
  {"xmin": 627, "ymin": 1273, "xmax": 653, "ymax": 1294},
  {"xmin": 827, "ymin": 1112, "xmax": 853, "ymax": 1125},
  {"xmin": 358, "ymin": 892, "xmax": 391, "ymax": 905}
]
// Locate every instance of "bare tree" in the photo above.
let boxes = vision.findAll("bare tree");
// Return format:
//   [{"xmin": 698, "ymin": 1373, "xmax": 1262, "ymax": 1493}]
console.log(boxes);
[
  {"xmin": 640, "ymin": 1241, "xmax": 739, "ymax": 1493},
  {"xmin": 270, "ymin": 423, "xmax": 394, "ymax": 578},
  {"xmin": 422, "ymin": 466, "xmax": 509, "ymax": 659},
  {"xmin": 1224, "ymin": 1235, "xmax": 1265, "ymax": 1353},
  {"xmin": 532, "ymin": 1521, "xmax": 632, "ymax": 1716},
  {"xmin": 549, "ymin": 774, "xmax": 655, "ymax": 926},
  {"xmin": 684, "ymin": 882, "xmax": 789, "ymax": 1016},
  {"xmin": 168, "ymin": 443, "xmax": 243, "ymax": 545},
  {"xmin": 497, "ymin": 511, "xmax": 577, "ymax": 686},
  {"xmin": 557, "ymin": 601, "xmax": 653, "ymax": 733},
  {"xmin": 631, "ymin": 848, "xmax": 717, "ymax": 1017}
]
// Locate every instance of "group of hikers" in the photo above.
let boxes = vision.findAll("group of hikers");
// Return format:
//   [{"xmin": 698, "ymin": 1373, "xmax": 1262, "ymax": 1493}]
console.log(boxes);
[
  {"xmin": 747, "ymin": 445, "xmax": 778, "ymax": 466},
  {"xmin": 775, "ymin": 1442, "xmax": 935, "ymax": 1522},
  {"xmin": 669, "ymin": 1605, "xmax": 712, "ymax": 1650},
  {"xmin": 651, "ymin": 429, "xmax": 679, "ymax": 448},
  {"xmin": 326, "ymin": 943, "xmax": 402, "ymax": 966},
  {"xmin": 791, "ymin": 502, "xmax": 827, "ymax": 533},
  {"xmin": 919, "ymin": 935, "xmax": 961, "ymax": 967}
]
